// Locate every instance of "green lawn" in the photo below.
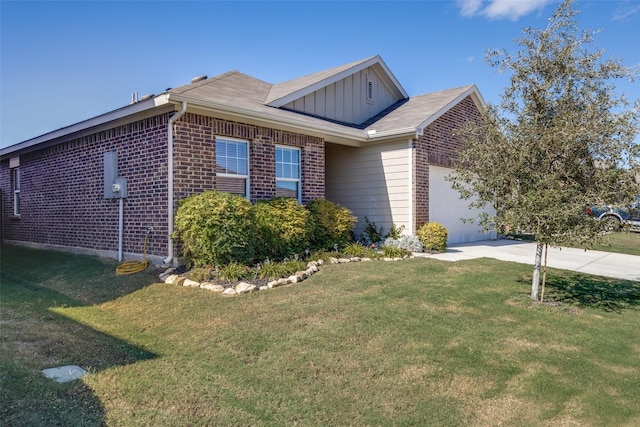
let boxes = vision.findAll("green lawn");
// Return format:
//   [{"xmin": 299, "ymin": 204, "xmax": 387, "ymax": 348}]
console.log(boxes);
[
  {"xmin": 511, "ymin": 230, "xmax": 640, "ymax": 256},
  {"xmin": 590, "ymin": 231, "xmax": 640, "ymax": 256},
  {"xmin": 1, "ymin": 245, "xmax": 639, "ymax": 426}
]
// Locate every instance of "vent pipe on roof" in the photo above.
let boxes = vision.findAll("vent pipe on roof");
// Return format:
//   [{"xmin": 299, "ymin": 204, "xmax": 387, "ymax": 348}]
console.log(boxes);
[
  {"xmin": 130, "ymin": 92, "xmax": 139, "ymax": 104},
  {"xmin": 191, "ymin": 75, "xmax": 207, "ymax": 83}
]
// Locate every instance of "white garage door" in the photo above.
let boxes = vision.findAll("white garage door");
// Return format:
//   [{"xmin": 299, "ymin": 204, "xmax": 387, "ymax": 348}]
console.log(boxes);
[{"xmin": 428, "ymin": 165, "xmax": 496, "ymax": 244}]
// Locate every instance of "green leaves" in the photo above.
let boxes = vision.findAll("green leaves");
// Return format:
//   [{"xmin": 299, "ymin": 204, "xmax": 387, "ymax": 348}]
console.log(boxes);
[
  {"xmin": 173, "ymin": 192, "xmax": 358, "ymax": 267},
  {"xmin": 173, "ymin": 190, "xmax": 254, "ymax": 266},
  {"xmin": 452, "ymin": 0, "xmax": 639, "ymax": 248}
]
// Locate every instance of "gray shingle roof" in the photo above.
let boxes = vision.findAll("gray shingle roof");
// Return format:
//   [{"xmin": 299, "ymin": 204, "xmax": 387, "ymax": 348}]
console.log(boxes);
[
  {"xmin": 166, "ymin": 64, "xmax": 479, "ymax": 141},
  {"xmin": 169, "ymin": 71, "xmax": 272, "ymax": 107},
  {"xmin": 264, "ymin": 56, "xmax": 379, "ymax": 105},
  {"xmin": 1, "ymin": 57, "xmax": 482, "ymax": 157},
  {"xmin": 364, "ymin": 85, "xmax": 477, "ymax": 133}
]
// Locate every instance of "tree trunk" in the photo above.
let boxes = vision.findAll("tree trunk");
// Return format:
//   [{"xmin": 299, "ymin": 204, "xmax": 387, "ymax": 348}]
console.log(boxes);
[
  {"xmin": 531, "ymin": 241, "xmax": 543, "ymax": 301},
  {"xmin": 540, "ymin": 243, "xmax": 549, "ymax": 302}
]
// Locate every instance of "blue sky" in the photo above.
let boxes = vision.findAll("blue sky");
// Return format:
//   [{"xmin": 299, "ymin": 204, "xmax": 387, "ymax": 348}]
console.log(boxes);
[{"xmin": 1, "ymin": 0, "xmax": 639, "ymax": 148}]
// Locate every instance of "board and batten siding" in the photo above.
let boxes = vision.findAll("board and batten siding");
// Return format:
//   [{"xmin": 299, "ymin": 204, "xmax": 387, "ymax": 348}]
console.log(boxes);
[
  {"xmin": 325, "ymin": 141, "xmax": 412, "ymax": 239},
  {"xmin": 284, "ymin": 67, "xmax": 399, "ymax": 125}
]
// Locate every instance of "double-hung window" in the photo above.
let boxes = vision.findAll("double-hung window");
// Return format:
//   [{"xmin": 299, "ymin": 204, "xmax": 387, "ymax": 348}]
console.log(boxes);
[
  {"xmin": 275, "ymin": 146, "xmax": 301, "ymax": 202},
  {"xmin": 216, "ymin": 138, "xmax": 249, "ymax": 198},
  {"xmin": 12, "ymin": 168, "xmax": 20, "ymax": 216}
]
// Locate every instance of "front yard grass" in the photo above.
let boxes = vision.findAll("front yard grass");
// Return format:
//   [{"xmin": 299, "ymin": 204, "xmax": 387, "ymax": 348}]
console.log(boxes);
[
  {"xmin": 1, "ymin": 244, "xmax": 639, "ymax": 426},
  {"xmin": 590, "ymin": 230, "xmax": 640, "ymax": 256}
]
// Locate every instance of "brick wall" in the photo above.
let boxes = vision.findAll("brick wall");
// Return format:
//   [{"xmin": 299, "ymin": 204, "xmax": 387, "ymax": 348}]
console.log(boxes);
[
  {"xmin": 0, "ymin": 114, "xmax": 171, "ymax": 258},
  {"xmin": 174, "ymin": 113, "xmax": 325, "ymax": 204},
  {"xmin": 0, "ymin": 111, "xmax": 326, "ymax": 260},
  {"xmin": 1, "ymin": 95, "xmax": 479, "ymax": 259},
  {"xmin": 413, "ymin": 95, "xmax": 481, "ymax": 229}
]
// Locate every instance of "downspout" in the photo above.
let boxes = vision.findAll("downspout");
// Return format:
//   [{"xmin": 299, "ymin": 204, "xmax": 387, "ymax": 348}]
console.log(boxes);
[
  {"xmin": 407, "ymin": 138, "xmax": 414, "ymax": 235},
  {"xmin": 164, "ymin": 101, "xmax": 187, "ymax": 265}
]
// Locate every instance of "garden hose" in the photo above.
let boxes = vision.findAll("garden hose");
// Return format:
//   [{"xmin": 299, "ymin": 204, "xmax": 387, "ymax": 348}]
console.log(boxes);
[{"xmin": 116, "ymin": 232, "xmax": 149, "ymax": 275}]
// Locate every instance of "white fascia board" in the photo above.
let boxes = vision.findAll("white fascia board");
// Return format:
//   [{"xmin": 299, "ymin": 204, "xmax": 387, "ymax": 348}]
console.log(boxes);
[
  {"xmin": 166, "ymin": 93, "xmax": 368, "ymax": 147},
  {"xmin": 268, "ymin": 55, "xmax": 408, "ymax": 108},
  {"xmin": 415, "ymin": 85, "xmax": 485, "ymax": 136},
  {"xmin": 0, "ymin": 96, "xmax": 170, "ymax": 158},
  {"xmin": 166, "ymin": 94, "xmax": 420, "ymax": 148},
  {"xmin": 374, "ymin": 56, "xmax": 409, "ymax": 99}
]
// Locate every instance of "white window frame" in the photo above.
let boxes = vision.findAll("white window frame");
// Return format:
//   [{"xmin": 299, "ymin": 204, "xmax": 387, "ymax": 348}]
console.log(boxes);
[
  {"xmin": 275, "ymin": 145, "xmax": 301, "ymax": 203},
  {"xmin": 215, "ymin": 137, "xmax": 250, "ymax": 199},
  {"xmin": 12, "ymin": 167, "xmax": 20, "ymax": 216}
]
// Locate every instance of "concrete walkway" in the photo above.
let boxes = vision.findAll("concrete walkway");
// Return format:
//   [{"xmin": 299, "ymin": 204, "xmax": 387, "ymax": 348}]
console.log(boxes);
[{"xmin": 415, "ymin": 239, "xmax": 640, "ymax": 282}]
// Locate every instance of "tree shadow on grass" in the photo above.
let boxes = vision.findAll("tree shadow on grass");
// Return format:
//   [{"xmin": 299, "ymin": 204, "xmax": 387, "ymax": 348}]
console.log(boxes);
[{"xmin": 544, "ymin": 272, "xmax": 640, "ymax": 312}]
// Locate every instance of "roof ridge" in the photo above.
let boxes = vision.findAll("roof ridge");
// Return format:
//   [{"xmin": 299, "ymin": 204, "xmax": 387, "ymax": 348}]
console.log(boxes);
[
  {"xmin": 263, "ymin": 55, "xmax": 382, "ymax": 105},
  {"xmin": 275, "ymin": 55, "xmax": 378, "ymax": 86},
  {"xmin": 170, "ymin": 70, "xmax": 272, "ymax": 95},
  {"xmin": 411, "ymin": 84, "xmax": 475, "ymax": 98}
]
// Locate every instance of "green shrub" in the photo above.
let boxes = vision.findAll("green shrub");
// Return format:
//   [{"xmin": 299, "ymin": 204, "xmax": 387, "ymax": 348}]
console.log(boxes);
[
  {"xmin": 257, "ymin": 261, "xmax": 287, "ymax": 280},
  {"xmin": 343, "ymin": 242, "xmax": 377, "ymax": 258},
  {"xmin": 382, "ymin": 245, "xmax": 410, "ymax": 258},
  {"xmin": 384, "ymin": 235, "xmax": 424, "ymax": 253},
  {"xmin": 360, "ymin": 216, "xmax": 384, "ymax": 245},
  {"xmin": 386, "ymin": 223, "xmax": 406, "ymax": 240},
  {"xmin": 189, "ymin": 267, "xmax": 215, "ymax": 282},
  {"xmin": 308, "ymin": 250, "xmax": 334, "ymax": 263},
  {"xmin": 257, "ymin": 260, "xmax": 307, "ymax": 280},
  {"xmin": 280, "ymin": 260, "xmax": 307, "ymax": 276},
  {"xmin": 307, "ymin": 198, "xmax": 357, "ymax": 249},
  {"xmin": 416, "ymin": 222, "xmax": 448, "ymax": 253},
  {"xmin": 253, "ymin": 198, "xmax": 312, "ymax": 261},
  {"xmin": 219, "ymin": 262, "xmax": 248, "ymax": 283},
  {"xmin": 173, "ymin": 191, "xmax": 254, "ymax": 266}
]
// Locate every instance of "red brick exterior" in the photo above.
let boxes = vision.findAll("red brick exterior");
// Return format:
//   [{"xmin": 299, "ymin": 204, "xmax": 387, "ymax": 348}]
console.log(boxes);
[
  {"xmin": 413, "ymin": 95, "xmax": 481, "ymax": 230},
  {"xmin": 0, "ymin": 93, "xmax": 478, "ymax": 258},
  {"xmin": 0, "ymin": 114, "xmax": 171, "ymax": 258},
  {"xmin": 173, "ymin": 113, "xmax": 325, "ymax": 204},
  {"xmin": 0, "ymin": 111, "xmax": 325, "ymax": 259}
]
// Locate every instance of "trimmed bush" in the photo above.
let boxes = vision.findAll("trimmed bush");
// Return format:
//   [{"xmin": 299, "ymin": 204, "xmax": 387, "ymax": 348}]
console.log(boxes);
[
  {"xmin": 416, "ymin": 222, "xmax": 448, "ymax": 253},
  {"xmin": 307, "ymin": 198, "xmax": 357, "ymax": 249},
  {"xmin": 173, "ymin": 190, "xmax": 255, "ymax": 267},
  {"xmin": 253, "ymin": 197, "xmax": 312, "ymax": 261}
]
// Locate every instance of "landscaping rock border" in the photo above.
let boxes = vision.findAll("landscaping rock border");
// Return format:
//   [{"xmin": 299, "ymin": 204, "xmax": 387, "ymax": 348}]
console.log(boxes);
[{"xmin": 158, "ymin": 255, "xmax": 412, "ymax": 296}]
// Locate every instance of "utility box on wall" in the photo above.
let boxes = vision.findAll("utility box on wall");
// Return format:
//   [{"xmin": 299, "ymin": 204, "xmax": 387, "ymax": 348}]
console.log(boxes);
[{"xmin": 104, "ymin": 152, "xmax": 128, "ymax": 199}]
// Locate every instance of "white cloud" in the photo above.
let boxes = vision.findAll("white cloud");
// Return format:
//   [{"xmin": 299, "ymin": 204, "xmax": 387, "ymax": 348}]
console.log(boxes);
[
  {"xmin": 613, "ymin": 3, "xmax": 640, "ymax": 22},
  {"xmin": 466, "ymin": 56, "xmax": 476, "ymax": 63},
  {"xmin": 458, "ymin": 0, "xmax": 555, "ymax": 21},
  {"xmin": 457, "ymin": 0, "xmax": 483, "ymax": 17}
]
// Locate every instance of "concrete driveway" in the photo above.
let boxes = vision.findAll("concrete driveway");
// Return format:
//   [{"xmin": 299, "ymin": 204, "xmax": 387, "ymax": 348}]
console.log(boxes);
[{"xmin": 416, "ymin": 239, "xmax": 640, "ymax": 282}]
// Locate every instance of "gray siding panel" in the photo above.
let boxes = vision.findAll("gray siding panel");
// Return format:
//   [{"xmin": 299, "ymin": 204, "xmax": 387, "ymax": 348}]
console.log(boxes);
[{"xmin": 282, "ymin": 66, "xmax": 403, "ymax": 125}]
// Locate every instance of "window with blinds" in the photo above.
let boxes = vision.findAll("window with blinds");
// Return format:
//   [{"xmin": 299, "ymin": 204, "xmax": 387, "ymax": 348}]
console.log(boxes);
[{"xmin": 216, "ymin": 138, "xmax": 249, "ymax": 198}]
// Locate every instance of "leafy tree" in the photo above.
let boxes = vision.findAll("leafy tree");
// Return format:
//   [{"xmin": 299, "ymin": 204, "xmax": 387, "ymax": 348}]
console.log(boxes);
[{"xmin": 450, "ymin": 0, "xmax": 639, "ymax": 301}]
